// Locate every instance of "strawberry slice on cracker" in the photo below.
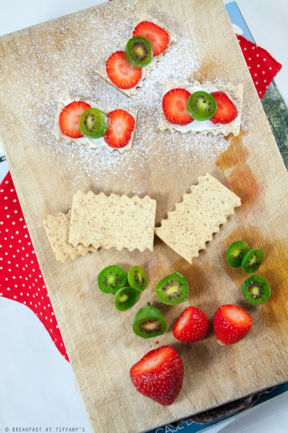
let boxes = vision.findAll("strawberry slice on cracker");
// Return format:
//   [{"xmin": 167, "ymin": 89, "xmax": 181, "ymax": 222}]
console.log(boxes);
[
  {"xmin": 133, "ymin": 21, "xmax": 170, "ymax": 57},
  {"xmin": 104, "ymin": 109, "xmax": 135, "ymax": 148},
  {"xmin": 106, "ymin": 51, "xmax": 142, "ymax": 90},
  {"xmin": 210, "ymin": 91, "xmax": 238, "ymax": 124},
  {"xmin": 162, "ymin": 88, "xmax": 194, "ymax": 125},
  {"xmin": 59, "ymin": 101, "xmax": 91, "ymax": 138}
]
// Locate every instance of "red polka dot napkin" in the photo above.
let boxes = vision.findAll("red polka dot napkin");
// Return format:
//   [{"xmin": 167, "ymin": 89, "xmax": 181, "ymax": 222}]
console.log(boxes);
[
  {"xmin": 237, "ymin": 34, "xmax": 282, "ymax": 99},
  {"xmin": 0, "ymin": 172, "xmax": 69, "ymax": 361},
  {"xmin": 0, "ymin": 35, "xmax": 282, "ymax": 362}
]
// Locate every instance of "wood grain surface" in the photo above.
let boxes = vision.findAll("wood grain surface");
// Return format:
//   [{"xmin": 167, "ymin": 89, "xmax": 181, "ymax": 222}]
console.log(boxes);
[{"xmin": 0, "ymin": 0, "xmax": 288, "ymax": 432}]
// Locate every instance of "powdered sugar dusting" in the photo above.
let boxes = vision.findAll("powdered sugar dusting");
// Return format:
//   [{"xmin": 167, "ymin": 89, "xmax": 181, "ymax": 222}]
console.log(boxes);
[{"xmin": 0, "ymin": 1, "xmax": 234, "ymax": 211}]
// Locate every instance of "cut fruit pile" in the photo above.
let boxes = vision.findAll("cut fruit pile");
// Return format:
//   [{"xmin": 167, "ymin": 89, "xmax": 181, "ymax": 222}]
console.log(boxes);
[
  {"xmin": 59, "ymin": 101, "xmax": 136, "ymax": 149},
  {"xmin": 105, "ymin": 20, "xmax": 170, "ymax": 90},
  {"xmin": 130, "ymin": 301, "xmax": 253, "ymax": 405},
  {"xmin": 127, "ymin": 240, "xmax": 272, "ymax": 406},
  {"xmin": 96, "ymin": 263, "xmax": 256, "ymax": 406},
  {"xmin": 162, "ymin": 88, "xmax": 238, "ymax": 126}
]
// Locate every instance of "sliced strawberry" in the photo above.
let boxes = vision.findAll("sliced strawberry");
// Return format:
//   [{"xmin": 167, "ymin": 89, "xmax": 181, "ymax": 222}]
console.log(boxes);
[
  {"xmin": 210, "ymin": 92, "xmax": 238, "ymax": 124},
  {"xmin": 106, "ymin": 51, "xmax": 142, "ymax": 90},
  {"xmin": 162, "ymin": 88, "xmax": 193, "ymax": 125},
  {"xmin": 104, "ymin": 109, "xmax": 135, "ymax": 148},
  {"xmin": 213, "ymin": 304, "xmax": 252, "ymax": 345},
  {"xmin": 59, "ymin": 101, "xmax": 91, "ymax": 138},
  {"xmin": 133, "ymin": 21, "xmax": 169, "ymax": 56},
  {"xmin": 130, "ymin": 345, "xmax": 184, "ymax": 406},
  {"xmin": 173, "ymin": 306, "xmax": 209, "ymax": 343}
]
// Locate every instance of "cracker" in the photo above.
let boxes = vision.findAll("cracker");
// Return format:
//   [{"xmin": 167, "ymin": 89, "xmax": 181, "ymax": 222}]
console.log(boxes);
[
  {"xmin": 159, "ymin": 80, "xmax": 243, "ymax": 137},
  {"xmin": 95, "ymin": 15, "xmax": 176, "ymax": 97},
  {"xmin": 43, "ymin": 211, "xmax": 97, "ymax": 263},
  {"xmin": 155, "ymin": 173, "xmax": 241, "ymax": 263},
  {"xmin": 69, "ymin": 191, "xmax": 156, "ymax": 251},
  {"xmin": 53, "ymin": 97, "xmax": 138, "ymax": 154}
]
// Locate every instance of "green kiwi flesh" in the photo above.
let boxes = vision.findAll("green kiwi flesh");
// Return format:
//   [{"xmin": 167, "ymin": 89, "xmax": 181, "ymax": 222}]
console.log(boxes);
[
  {"xmin": 242, "ymin": 275, "xmax": 271, "ymax": 305},
  {"xmin": 155, "ymin": 272, "xmax": 189, "ymax": 305},
  {"xmin": 97, "ymin": 265, "xmax": 126, "ymax": 294},
  {"xmin": 133, "ymin": 305, "xmax": 166, "ymax": 338}
]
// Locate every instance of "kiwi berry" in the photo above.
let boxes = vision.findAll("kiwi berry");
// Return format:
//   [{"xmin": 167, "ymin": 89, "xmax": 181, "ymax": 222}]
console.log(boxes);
[
  {"xmin": 155, "ymin": 272, "xmax": 189, "ymax": 305},
  {"xmin": 241, "ymin": 249, "xmax": 264, "ymax": 274},
  {"xmin": 114, "ymin": 286, "xmax": 139, "ymax": 311},
  {"xmin": 242, "ymin": 275, "xmax": 271, "ymax": 305},
  {"xmin": 133, "ymin": 305, "xmax": 166, "ymax": 338},
  {"xmin": 97, "ymin": 265, "xmax": 126, "ymax": 294},
  {"xmin": 125, "ymin": 37, "xmax": 152, "ymax": 68},
  {"xmin": 187, "ymin": 91, "xmax": 217, "ymax": 121},
  {"xmin": 128, "ymin": 266, "xmax": 147, "ymax": 292},
  {"xmin": 79, "ymin": 107, "xmax": 108, "ymax": 138},
  {"xmin": 226, "ymin": 241, "xmax": 250, "ymax": 268}
]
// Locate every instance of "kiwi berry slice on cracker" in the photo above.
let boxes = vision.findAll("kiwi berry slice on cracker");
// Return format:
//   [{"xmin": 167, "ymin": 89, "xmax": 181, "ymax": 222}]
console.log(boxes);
[
  {"xmin": 187, "ymin": 91, "xmax": 217, "ymax": 121},
  {"xmin": 155, "ymin": 272, "xmax": 189, "ymax": 305},
  {"xmin": 125, "ymin": 37, "xmax": 152, "ymax": 68},
  {"xmin": 226, "ymin": 241, "xmax": 250, "ymax": 268},
  {"xmin": 98, "ymin": 265, "xmax": 126, "ymax": 294},
  {"xmin": 133, "ymin": 305, "xmax": 166, "ymax": 338},
  {"xmin": 80, "ymin": 107, "xmax": 108, "ymax": 138},
  {"xmin": 241, "ymin": 248, "xmax": 264, "ymax": 274},
  {"xmin": 242, "ymin": 275, "xmax": 271, "ymax": 305}
]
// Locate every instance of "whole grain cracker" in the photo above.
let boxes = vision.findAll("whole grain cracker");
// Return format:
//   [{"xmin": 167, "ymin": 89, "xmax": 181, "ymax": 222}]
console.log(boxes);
[
  {"xmin": 69, "ymin": 191, "xmax": 156, "ymax": 251},
  {"xmin": 43, "ymin": 211, "xmax": 97, "ymax": 263},
  {"xmin": 155, "ymin": 173, "xmax": 241, "ymax": 263}
]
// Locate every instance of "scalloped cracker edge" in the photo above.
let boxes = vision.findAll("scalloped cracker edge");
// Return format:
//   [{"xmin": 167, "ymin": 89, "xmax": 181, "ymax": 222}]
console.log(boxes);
[
  {"xmin": 155, "ymin": 173, "xmax": 241, "ymax": 263},
  {"xmin": 68, "ymin": 191, "xmax": 157, "ymax": 252},
  {"xmin": 95, "ymin": 15, "xmax": 176, "ymax": 97},
  {"xmin": 159, "ymin": 80, "xmax": 243, "ymax": 136},
  {"xmin": 43, "ymin": 211, "xmax": 98, "ymax": 263}
]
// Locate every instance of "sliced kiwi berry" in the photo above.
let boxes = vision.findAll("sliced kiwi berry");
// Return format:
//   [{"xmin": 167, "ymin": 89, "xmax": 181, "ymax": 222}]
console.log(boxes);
[
  {"xmin": 155, "ymin": 272, "xmax": 189, "ymax": 305},
  {"xmin": 128, "ymin": 266, "xmax": 147, "ymax": 292},
  {"xmin": 242, "ymin": 275, "xmax": 271, "ymax": 305},
  {"xmin": 226, "ymin": 241, "xmax": 250, "ymax": 268},
  {"xmin": 187, "ymin": 91, "xmax": 217, "ymax": 121},
  {"xmin": 241, "ymin": 248, "xmax": 264, "ymax": 274},
  {"xmin": 133, "ymin": 305, "xmax": 166, "ymax": 338},
  {"xmin": 97, "ymin": 265, "xmax": 126, "ymax": 294},
  {"xmin": 79, "ymin": 108, "xmax": 108, "ymax": 138},
  {"xmin": 125, "ymin": 37, "xmax": 152, "ymax": 68},
  {"xmin": 114, "ymin": 286, "xmax": 139, "ymax": 311}
]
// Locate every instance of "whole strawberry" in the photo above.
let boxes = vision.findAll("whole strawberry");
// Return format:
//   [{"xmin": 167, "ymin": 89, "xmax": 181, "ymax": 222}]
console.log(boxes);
[
  {"xmin": 213, "ymin": 304, "xmax": 252, "ymax": 345},
  {"xmin": 130, "ymin": 345, "xmax": 184, "ymax": 406},
  {"xmin": 173, "ymin": 306, "xmax": 209, "ymax": 343}
]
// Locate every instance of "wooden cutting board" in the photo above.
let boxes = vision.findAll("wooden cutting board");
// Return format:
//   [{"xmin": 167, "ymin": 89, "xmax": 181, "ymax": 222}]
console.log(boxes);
[{"xmin": 0, "ymin": 0, "xmax": 288, "ymax": 432}]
